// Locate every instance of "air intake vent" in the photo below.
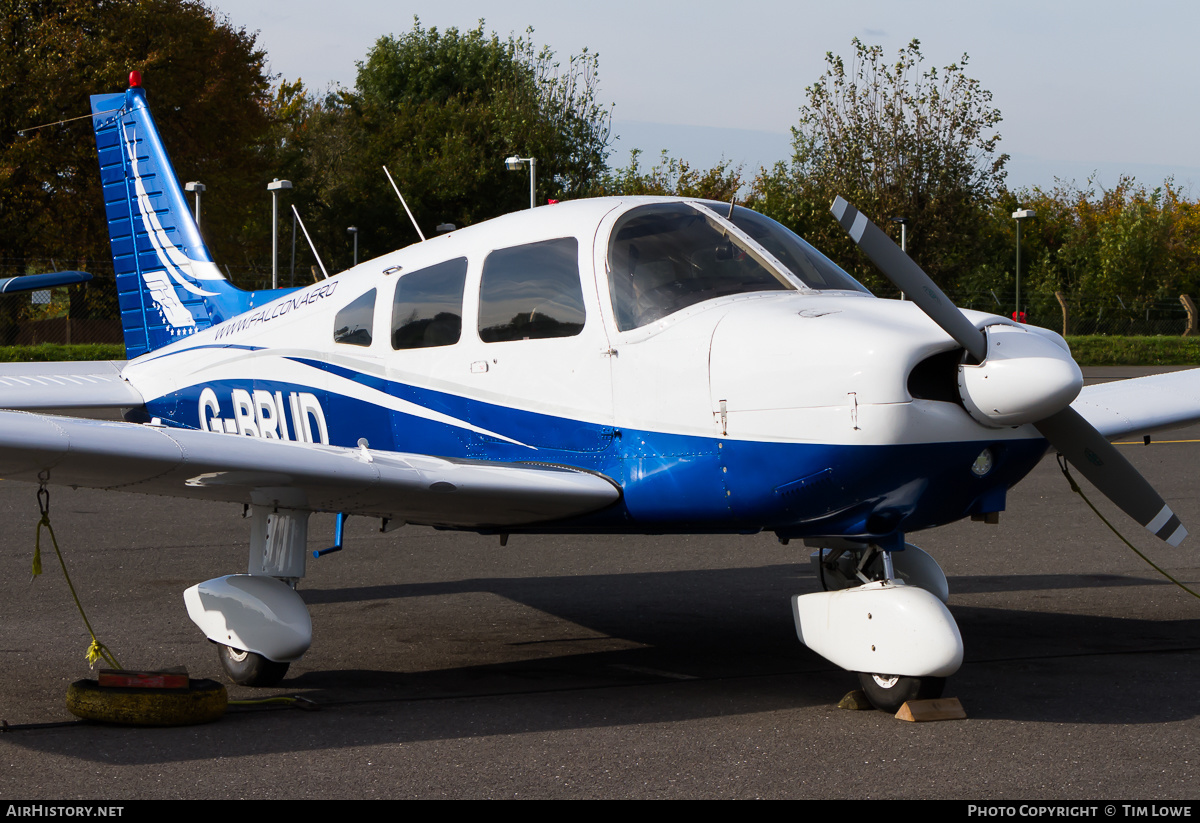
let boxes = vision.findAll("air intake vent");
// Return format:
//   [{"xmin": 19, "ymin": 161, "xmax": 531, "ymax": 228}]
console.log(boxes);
[{"xmin": 907, "ymin": 348, "xmax": 965, "ymax": 403}]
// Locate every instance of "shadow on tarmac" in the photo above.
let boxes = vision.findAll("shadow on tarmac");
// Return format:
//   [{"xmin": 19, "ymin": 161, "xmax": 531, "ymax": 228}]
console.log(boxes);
[{"xmin": 6, "ymin": 558, "xmax": 1198, "ymax": 766}]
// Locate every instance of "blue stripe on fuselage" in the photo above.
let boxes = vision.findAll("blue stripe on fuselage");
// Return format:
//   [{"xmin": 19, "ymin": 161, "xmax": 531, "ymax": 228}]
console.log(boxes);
[{"xmin": 150, "ymin": 371, "xmax": 1046, "ymax": 538}]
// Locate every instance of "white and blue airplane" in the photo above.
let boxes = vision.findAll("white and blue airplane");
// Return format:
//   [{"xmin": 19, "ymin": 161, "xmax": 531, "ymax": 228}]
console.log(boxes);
[{"xmin": 2, "ymin": 75, "xmax": 1197, "ymax": 711}]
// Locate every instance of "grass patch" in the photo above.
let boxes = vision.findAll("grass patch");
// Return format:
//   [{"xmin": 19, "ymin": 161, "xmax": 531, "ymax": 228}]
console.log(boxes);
[
  {"xmin": 0, "ymin": 343, "xmax": 126, "ymax": 362},
  {"xmin": 1065, "ymin": 335, "xmax": 1200, "ymax": 366}
]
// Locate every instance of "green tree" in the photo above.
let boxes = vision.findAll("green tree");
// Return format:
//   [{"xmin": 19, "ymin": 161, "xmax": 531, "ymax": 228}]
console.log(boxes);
[
  {"xmin": 275, "ymin": 20, "xmax": 613, "ymax": 270},
  {"xmin": 749, "ymin": 38, "xmax": 1008, "ymax": 294},
  {"xmin": 591, "ymin": 149, "xmax": 743, "ymax": 201},
  {"xmin": 0, "ymin": 0, "xmax": 273, "ymax": 335},
  {"xmin": 955, "ymin": 177, "xmax": 1200, "ymax": 333},
  {"xmin": 1028, "ymin": 179, "xmax": 1194, "ymax": 326}
]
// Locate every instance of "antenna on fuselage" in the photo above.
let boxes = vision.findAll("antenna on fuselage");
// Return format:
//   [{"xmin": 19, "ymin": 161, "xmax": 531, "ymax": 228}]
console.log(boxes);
[
  {"xmin": 291, "ymin": 204, "xmax": 329, "ymax": 279},
  {"xmin": 382, "ymin": 165, "xmax": 427, "ymax": 242}
]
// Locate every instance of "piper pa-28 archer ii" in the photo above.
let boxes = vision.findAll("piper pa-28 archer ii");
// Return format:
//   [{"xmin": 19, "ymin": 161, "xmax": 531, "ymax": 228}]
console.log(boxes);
[{"xmin": 3, "ymin": 76, "xmax": 1198, "ymax": 712}]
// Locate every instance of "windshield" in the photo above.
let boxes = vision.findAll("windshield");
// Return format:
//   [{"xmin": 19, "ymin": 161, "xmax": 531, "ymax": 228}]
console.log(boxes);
[
  {"xmin": 607, "ymin": 202, "xmax": 867, "ymax": 331},
  {"xmin": 607, "ymin": 203, "xmax": 795, "ymax": 331},
  {"xmin": 719, "ymin": 204, "xmax": 870, "ymax": 294}
]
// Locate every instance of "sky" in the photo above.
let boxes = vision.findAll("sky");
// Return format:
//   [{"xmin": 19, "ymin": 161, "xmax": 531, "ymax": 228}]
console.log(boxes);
[{"xmin": 209, "ymin": 0, "xmax": 1200, "ymax": 194}]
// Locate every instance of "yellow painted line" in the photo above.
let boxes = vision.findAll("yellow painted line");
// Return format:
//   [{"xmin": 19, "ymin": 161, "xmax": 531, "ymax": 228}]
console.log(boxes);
[{"xmin": 1115, "ymin": 439, "xmax": 1200, "ymax": 445}]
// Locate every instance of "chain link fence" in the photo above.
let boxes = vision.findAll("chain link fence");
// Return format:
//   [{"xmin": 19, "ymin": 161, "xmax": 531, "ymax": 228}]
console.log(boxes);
[
  {"xmin": 948, "ymin": 292, "xmax": 1194, "ymax": 337},
  {"xmin": 0, "ymin": 260, "xmax": 118, "ymax": 346},
  {"xmin": 2, "ymin": 257, "xmax": 1197, "ymax": 345},
  {"xmin": 0, "ymin": 258, "xmax": 279, "ymax": 347}
]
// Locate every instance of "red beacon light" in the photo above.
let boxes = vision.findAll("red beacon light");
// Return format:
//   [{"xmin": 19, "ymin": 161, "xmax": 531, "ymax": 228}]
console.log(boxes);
[{"xmin": 129, "ymin": 70, "xmax": 142, "ymax": 88}]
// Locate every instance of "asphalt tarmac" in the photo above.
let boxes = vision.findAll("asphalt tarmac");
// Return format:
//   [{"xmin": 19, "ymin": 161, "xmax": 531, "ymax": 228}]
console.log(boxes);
[{"xmin": 1, "ymin": 368, "xmax": 1197, "ymax": 799}]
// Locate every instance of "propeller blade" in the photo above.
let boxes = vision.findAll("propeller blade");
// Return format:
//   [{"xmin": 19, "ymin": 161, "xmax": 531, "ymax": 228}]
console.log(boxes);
[
  {"xmin": 831, "ymin": 196, "xmax": 987, "ymax": 362},
  {"xmin": 830, "ymin": 195, "xmax": 1188, "ymax": 547},
  {"xmin": 1035, "ymin": 407, "xmax": 1187, "ymax": 546}
]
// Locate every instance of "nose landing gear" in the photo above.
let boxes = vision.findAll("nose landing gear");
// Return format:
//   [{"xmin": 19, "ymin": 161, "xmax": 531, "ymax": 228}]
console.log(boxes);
[
  {"xmin": 857, "ymin": 672, "xmax": 946, "ymax": 713},
  {"xmin": 793, "ymin": 539, "xmax": 961, "ymax": 712}
]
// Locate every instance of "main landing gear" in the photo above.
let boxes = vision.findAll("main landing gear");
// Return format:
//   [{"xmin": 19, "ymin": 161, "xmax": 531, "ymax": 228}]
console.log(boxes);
[
  {"xmin": 791, "ymin": 540, "xmax": 962, "ymax": 712},
  {"xmin": 183, "ymin": 504, "xmax": 315, "ymax": 687}
]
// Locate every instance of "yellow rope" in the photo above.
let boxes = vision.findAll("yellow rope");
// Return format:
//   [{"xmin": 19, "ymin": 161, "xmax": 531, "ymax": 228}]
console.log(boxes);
[
  {"xmin": 30, "ymin": 486, "xmax": 122, "ymax": 670},
  {"xmin": 1115, "ymin": 439, "xmax": 1200, "ymax": 445},
  {"xmin": 1057, "ymin": 455, "xmax": 1200, "ymax": 600}
]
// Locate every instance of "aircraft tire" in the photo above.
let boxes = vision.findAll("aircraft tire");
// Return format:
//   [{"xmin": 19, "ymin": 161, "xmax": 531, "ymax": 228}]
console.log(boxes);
[
  {"xmin": 857, "ymin": 672, "xmax": 945, "ymax": 713},
  {"xmin": 66, "ymin": 678, "xmax": 227, "ymax": 726},
  {"xmin": 217, "ymin": 644, "xmax": 290, "ymax": 687}
]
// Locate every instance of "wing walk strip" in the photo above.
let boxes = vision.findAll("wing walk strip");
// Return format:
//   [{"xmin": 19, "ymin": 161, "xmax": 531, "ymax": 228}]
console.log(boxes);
[{"xmin": 0, "ymin": 375, "xmax": 120, "ymax": 387}]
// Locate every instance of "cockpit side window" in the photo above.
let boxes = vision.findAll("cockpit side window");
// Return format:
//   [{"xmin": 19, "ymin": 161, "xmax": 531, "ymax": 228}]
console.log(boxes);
[
  {"xmin": 333, "ymin": 288, "xmax": 376, "ymax": 346},
  {"xmin": 391, "ymin": 257, "xmax": 468, "ymax": 350},
  {"xmin": 607, "ymin": 204, "xmax": 794, "ymax": 331},
  {"xmin": 478, "ymin": 238, "xmax": 585, "ymax": 342}
]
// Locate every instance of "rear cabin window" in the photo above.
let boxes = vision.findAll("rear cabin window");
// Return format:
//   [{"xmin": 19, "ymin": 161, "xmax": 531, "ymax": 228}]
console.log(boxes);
[
  {"xmin": 478, "ymin": 238, "xmax": 585, "ymax": 342},
  {"xmin": 333, "ymin": 288, "xmax": 376, "ymax": 346},
  {"xmin": 391, "ymin": 257, "xmax": 468, "ymax": 349}
]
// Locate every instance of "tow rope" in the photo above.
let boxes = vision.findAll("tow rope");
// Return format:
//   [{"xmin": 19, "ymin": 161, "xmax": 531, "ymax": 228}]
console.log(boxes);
[
  {"xmin": 30, "ymin": 480, "xmax": 123, "ymax": 669},
  {"xmin": 1057, "ymin": 454, "xmax": 1199, "ymax": 601}
]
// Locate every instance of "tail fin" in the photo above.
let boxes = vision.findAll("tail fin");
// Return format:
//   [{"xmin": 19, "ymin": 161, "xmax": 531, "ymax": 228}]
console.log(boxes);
[{"xmin": 91, "ymin": 79, "xmax": 256, "ymax": 358}]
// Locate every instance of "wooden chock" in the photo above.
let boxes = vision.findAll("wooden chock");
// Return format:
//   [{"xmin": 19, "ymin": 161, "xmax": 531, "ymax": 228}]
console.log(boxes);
[
  {"xmin": 837, "ymin": 689, "xmax": 874, "ymax": 711},
  {"xmin": 895, "ymin": 697, "xmax": 967, "ymax": 722}
]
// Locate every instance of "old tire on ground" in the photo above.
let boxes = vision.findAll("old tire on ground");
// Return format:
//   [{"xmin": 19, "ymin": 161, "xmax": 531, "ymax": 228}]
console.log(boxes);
[
  {"xmin": 857, "ymin": 672, "xmax": 945, "ymax": 713},
  {"xmin": 66, "ymin": 678, "xmax": 227, "ymax": 726}
]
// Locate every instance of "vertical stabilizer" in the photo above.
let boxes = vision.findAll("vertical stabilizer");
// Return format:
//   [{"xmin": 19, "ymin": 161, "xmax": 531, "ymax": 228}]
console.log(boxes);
[{"xmin": 91, "ymin": 79, "xmax": 255, "ymax": 358}]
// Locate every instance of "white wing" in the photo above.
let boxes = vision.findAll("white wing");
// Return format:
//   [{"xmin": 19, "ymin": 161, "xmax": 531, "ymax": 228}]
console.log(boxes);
[
  {"xmin": 0, "ymin": 361, "xmax": 143, "ymax": 410},
  {"xmin": 1072, "ymin": 368, "xmax": 1200, "ymax": 440},
  {"xmin": 0, "ymin": 410, "xmax": 620, "ymax": 528}
]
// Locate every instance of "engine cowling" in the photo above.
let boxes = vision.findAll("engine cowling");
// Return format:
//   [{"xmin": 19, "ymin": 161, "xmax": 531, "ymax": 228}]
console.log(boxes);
[{"xmin": 957, "ymin": 325, "xmax": 1083, "ymax": 428}]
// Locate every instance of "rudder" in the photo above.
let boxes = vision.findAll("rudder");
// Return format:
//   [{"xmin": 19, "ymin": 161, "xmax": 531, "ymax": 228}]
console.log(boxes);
[{"xmin": 91, "ymin": 77, "xmax": 254, "ymax": 358}]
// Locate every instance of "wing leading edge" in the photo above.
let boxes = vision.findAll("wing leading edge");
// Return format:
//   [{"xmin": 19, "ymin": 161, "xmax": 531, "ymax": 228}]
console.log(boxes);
[
  {"xmin": 0, "ymin": 410, "xmax": 620, "ymax": 528},
  {"xmin": 1072, "ymin": 368, "xmax": 1200, "ymax": 441}
]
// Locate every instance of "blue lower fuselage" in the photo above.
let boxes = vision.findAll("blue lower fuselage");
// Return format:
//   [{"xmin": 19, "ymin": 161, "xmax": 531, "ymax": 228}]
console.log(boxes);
[{"xmin": 149, "ymin": 365, "xmax": 1046, "ymax": 540}]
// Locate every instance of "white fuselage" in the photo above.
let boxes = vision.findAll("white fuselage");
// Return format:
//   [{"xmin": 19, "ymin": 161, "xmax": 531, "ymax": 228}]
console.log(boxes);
[{"xmin": 122, "ymin": 198, "xmax": 1050, "ymax": 537}]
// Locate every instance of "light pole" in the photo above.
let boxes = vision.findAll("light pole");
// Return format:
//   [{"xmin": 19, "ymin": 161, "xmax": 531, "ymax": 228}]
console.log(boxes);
[
  {"xmin": 890, "ymin": 216, "xmax": 909, "ymax": 300},
  {"xmin": 290, "ymin": 211, "xmax": 297, "ymax": 287},
  {"xmin": 505, "ymin": 155, "xmax": 536, "ymax": 209},
  {"xmin": 268, "ymin": 178, "xmax": 292, "ymax": 289},
  {"xmin": 1012, "ymin": 208, "xmax": 1035, "ymax": 323},
  {"xmin": 185, "ymin": 182, "xmax": 205, "ymax": 228},
  {"xmin": 348, "ymin": 226, "xmax": 358, "ymax": 267}
]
